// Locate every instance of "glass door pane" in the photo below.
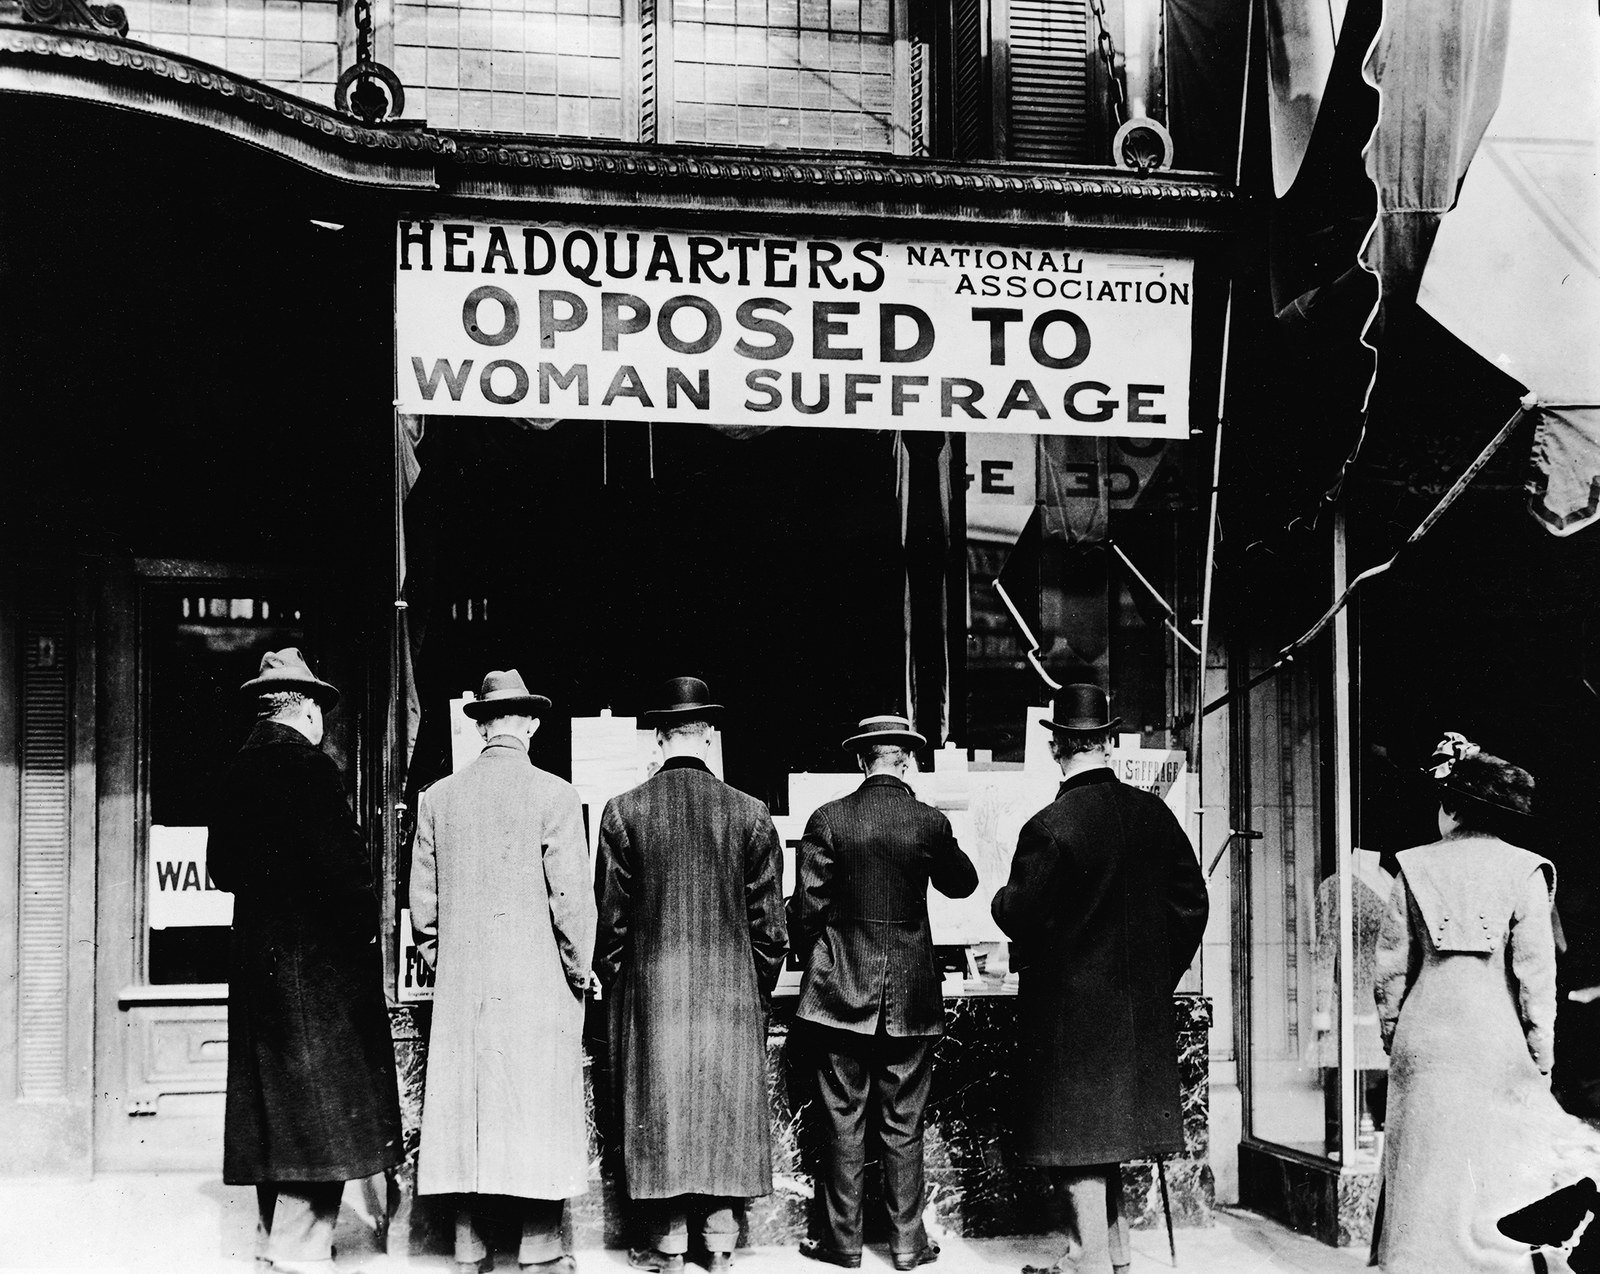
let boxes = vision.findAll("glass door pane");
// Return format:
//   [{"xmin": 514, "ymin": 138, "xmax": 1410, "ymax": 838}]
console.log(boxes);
[
  {"xmin": 1244, "ymin": 648, "xmax": 1341, "ymax": 1157},
  {"xmin": 144, "ymin": 587, "xmax": 310, "ymax": 985}
]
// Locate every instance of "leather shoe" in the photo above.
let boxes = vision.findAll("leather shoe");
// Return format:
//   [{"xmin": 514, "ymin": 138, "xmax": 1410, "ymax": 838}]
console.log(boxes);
[
  {"xmin": 456, "ymin": 1259, "xmax": 493, "ymax": 1274},
  {"xmin": 522, "ymin": 1258, "xmax": 577, "ymax": 1273},
  {"xmin": 627, "ymin": 1249, "xmax": 685, "ymax": 1274},
  {"xmin": 799, "ymin": 1238, "xmax": 861, "ymax": 1268},
  {"xmin": 706, "ymin": 1255, "xmax": 733, "ymax": 1272},
  {"xmin": 892, "ymin": 1241, "xmax": 941, "ymax": 1271}
]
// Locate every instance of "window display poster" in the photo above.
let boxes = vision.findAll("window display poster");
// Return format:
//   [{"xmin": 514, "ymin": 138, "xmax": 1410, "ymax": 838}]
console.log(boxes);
[
  {"xmin": 569, "ymin": 714, "xmax": 724, "ymax": 865},
  {"xmin": 785, "ymin": 739, "xmax": 1190, "ymax": 946},
  {"xmin": 450, "ymin": 692, "xmax": 486, "ymax": 773},
  {"xmin": 398, "ymin": 906, "xmax": 434, "ymax": 1002},
  {"xmin": 148, "ymin": 825, "xmax": 233, "ymax": 930}
]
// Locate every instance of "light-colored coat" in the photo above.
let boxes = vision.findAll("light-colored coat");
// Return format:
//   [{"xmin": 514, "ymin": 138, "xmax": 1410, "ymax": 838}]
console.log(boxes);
[
  {"xmin": 410, "ymin": 736, "xmax": 596, "ymax": 1200},
  {"xmin": 1374, "ymin": 835, "xmax": 1600, "ymax": 1272}
]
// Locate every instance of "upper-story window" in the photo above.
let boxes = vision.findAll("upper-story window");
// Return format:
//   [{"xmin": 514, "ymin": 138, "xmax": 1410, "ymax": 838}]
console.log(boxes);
[
  {"xmin": 125, "ymin": 0, "xmax": 1148, "ymax": 164},
  {"xmin": 394, "ymin": 0, "xmax": 628, "ymax": 134},
  {"xmin": 667, "ymin": 0, "xmax": 899, "ymax": 150}
]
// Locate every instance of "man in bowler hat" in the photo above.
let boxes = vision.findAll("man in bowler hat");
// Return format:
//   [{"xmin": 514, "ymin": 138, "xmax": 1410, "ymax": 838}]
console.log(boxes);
[
  {"xmin": 790, "ymin": 715, "xmax": 978, "ymax": 1271},
  {"xmin": 593, "ymin": 677, "xmax": 788, "ymax": 1273},
  {"xmin": 410, "ymin": 671, "xmax": 596, "ymax": 1274},
  {"xmin": 208, "ymin": 649, "xmax": 402, "ymax": 1274},
  {"xmin": 992, "ymin": 685, "xmax": 1208, "ymax": 1274}
]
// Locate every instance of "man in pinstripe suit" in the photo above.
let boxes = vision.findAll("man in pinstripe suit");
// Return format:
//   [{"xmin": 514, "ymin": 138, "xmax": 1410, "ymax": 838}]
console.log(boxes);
[
  {"xmin": 790, "ymin": 715, "xmax": 979, "ymax": 1272},
  {"xmin": 595, "ymin": 676, "xmax": 788, "ymax": 1274}
]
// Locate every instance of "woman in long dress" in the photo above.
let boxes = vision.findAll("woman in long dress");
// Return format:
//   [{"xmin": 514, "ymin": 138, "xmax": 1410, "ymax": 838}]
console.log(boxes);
[{"xmin": 1374, "ymin": 734, "xmax": 1600, "ymax": 1273}]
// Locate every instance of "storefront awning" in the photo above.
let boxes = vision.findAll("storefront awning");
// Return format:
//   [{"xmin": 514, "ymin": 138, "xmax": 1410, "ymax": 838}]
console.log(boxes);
[{"xmin": 1413, "ymin": 0, "xmax": 1600, "ymax": 535}]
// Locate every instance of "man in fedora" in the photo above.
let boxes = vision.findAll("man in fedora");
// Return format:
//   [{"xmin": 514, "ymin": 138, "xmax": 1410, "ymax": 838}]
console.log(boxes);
[
  {"xmin": 410, "ymin": 670, "xmax": 596, "ymax": 1274},
  {"xmin": 991, "ymin": 685, "xmax": 1207, "ymax": 1274},
  {"xmin": 790, "ymin": 715, "xmax": 978, "ymax": 1271},
  {"xmin": 593, "ymin": 676, "xmax": 788, "ymax": 1274},
  {"xmin": 208, "ymin": 649, "xmax": 402, "ymax": 1274}
]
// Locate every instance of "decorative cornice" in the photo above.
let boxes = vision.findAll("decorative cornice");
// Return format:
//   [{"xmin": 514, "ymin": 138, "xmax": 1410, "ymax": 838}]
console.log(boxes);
[
  {"xmin": 20, "ymin": 0, "xmax": 126, "ymax": 40},
  {"xmin": 0, "ymin": 23, "xmax": 1233, "ymax": 228},
  {"xmin": 443, "ymin": 138, "xmax": 1232, "ymax": 205},
  {"xmin": 0, "ymin": 24, "xmax": 451, "ymax": 158}
]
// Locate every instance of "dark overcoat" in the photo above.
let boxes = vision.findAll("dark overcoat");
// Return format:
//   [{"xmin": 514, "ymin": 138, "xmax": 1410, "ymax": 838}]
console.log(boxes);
[
  {"xmin": 991, "ymin": 767, "xmax": 1208, "ymax": 1167},
  {"xmin": 208, "ymin": 720, "xmax": 402, "ymax": 1184},
  {"xmin": 789, "ymin": 774, "xmax": 978, "ymax": 1036},
  {"xmin": 410, "ymin": 736, "xmax": 596, "ymax": 1200},
  {"xmin": 594, "ymin": 756, "xmax": 788, "ymax": 1199}
]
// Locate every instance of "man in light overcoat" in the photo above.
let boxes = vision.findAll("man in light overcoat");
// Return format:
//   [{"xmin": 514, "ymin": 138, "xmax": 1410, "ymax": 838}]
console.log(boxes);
[
  {"xmin": 789, "ymin": 714, "xmax": 978, "ymax": 1272},
  {"xmin": 991, "ymin": 685, "xmax": 1208, "ymax": 1274},
  {"xmin": 209, "ymin": 649, "xmax": 402, "ymax": 1274},
  {"xmin": 594, "ymin": 677, "xmax": 788, "ymax": 1274},
  {"xmin": 411, "ymin": 670, "xmax": 597, "ymax": 1274}
]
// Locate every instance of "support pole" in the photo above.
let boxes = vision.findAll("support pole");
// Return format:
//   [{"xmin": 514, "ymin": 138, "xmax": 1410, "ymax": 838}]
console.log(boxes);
[{"xmin": 1332, "ymin": 506, "xmax": 1358, "ymax": 1166}]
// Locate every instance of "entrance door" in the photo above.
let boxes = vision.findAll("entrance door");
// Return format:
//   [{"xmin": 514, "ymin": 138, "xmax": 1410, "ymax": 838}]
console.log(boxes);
[{"xmin": 94, "ymin": 564, "xmax": 354, "ymax": 1170}]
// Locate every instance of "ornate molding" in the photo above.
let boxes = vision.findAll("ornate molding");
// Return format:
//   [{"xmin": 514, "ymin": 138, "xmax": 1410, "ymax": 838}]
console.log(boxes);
[
  {"xmin": 0, "ymin": 25, "xmax": 452, "ymax": 157},
  {"xmin": 19, "ymin": 0, "xmax": 126, "ymax": 40},
  {"xmin": 0, "ymin": 22, "xmax": 1231, "ymax": 226},
  {"xmin": 443, "ymin": 139, "xmax": 1233, "ymax": 204}
]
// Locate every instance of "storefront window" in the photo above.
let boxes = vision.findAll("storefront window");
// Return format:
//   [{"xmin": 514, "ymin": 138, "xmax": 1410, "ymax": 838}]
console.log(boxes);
[
  {"xmin": 1242, "ymin": 648, "xmax": 1341, "ymax": 1156},
  {"xmin": 964, "ymin": 433, "xmax": 1193, "ymax": 760},
  {"xmin": 144, "ymin": 588, "xmax": 309, "ymax": 985}
]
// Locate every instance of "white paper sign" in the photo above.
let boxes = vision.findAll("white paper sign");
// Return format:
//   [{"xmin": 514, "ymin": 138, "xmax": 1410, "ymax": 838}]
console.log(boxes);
[
  {"xmin": 397, "ymin": 906, "xmax": 434, "ymax": 1002},
  {"xmin": 396, "ymin": 221, "xmax": 1193, "ymax": 438},
  {"xmin": 449, "ymin": 693, "xmax": 487, "ymax": 773},
  {"xmin": 148, "ymin": 826, "xmax": 233, "ymax": 930}
]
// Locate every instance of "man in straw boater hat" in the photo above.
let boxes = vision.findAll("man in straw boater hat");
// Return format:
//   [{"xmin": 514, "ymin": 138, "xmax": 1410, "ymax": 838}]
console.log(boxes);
[
  {"xmin": 409, "ymin": 671, "xmax": 596, "ymax": 1273},
  {"xmin": 208, "ymin": 649, "xmax": 402, "ymax": 1274},
  {"xmin": 593, "ymin": 676, "xmax": 788, "ymax": 1273},
  {"xmin": 991, "ymin": 684, "xmax": 1207, "ymax": 1274},
  {"xmin": 789, "ymin": 714, "xmax": 978, "ymax": 1271}
]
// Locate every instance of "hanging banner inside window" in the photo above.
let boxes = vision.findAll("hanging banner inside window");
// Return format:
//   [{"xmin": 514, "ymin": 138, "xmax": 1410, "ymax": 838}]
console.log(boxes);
[{"xmin": 395, "ymin": 220, "xmax": 1194, "ymax": 438}]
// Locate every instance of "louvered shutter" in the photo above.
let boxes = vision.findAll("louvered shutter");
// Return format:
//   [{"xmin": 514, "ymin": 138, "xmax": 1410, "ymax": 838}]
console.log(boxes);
[
  {"xmin": 1005, "ymin": 0, "xmax": 1094, "ymax": 163},
  {"xmin": 949, "ymin": 0, "xmax": 992, "ymax": 160},
  {"xmin": 19, "ymin": 598, "xmax": 71, "ymax": 1099}
]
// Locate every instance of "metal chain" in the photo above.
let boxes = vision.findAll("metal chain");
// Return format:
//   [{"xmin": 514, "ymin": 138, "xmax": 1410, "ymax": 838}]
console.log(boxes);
[
  {"xmin": 1087, "ymin": 0, "xmax": 1128, "ymax": 129},
  {"xmin": 354, "ymin": 0, "xmax": 373, "ymax": 67}
]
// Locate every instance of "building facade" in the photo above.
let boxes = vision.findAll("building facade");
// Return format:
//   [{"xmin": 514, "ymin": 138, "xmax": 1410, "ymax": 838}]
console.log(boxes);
[{"xmin": 0, "ymin": 0, "xmax": 1274, "ymax": 1251}]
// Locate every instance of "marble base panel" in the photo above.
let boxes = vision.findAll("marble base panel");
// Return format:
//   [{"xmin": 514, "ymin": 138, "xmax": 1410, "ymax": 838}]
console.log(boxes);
[
  {"xmin": 1237, "ymin": 1140, "xmax": 1378, "ymax": 1249},
  {"xmin": 388, "ymin": 994, "xmax": 1213, "ymax": 1256}
]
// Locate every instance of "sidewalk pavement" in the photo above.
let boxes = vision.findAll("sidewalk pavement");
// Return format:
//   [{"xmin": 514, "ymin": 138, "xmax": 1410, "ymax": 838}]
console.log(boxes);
[{"xmin": 0, "ymin": 1175, "xmax": 1368, "ymax": 1274}]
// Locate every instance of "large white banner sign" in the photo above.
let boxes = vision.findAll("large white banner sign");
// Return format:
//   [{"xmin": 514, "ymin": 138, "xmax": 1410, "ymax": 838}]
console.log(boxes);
[{"xmin": 395, "ymin": 220, "xmax": 1194, "ymax": 438}]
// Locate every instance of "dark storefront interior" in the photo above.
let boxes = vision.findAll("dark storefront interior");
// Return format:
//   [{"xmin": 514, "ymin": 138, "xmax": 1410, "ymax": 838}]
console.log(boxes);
[
  {"xmin": 2, "ymin": 100, "xmax": 393, "ymax": 991},
  {"xmin": 400, "ymin": 418, "xmax": 910, "ymax": 808}
]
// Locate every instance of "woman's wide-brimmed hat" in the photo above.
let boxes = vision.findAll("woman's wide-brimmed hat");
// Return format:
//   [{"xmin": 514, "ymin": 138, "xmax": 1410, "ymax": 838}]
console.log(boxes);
[
  {"xmin": 842, "ymin": 713, "xmax": 927, "ymax": 752},
  {"xmin": 1041, "ymin": 683, "xmax": 1121, "ymax": 734},
  {"xmin": 640, "ymin": 676, "xmax": 724, "ymax": 726},
  {"xmin": 240, "ymin": 648, "xmax": 340, "ymax": 708},
  {"xmin": 462, "ymin": 669, "xmax": 552, "ymax": 721},
  {"xmin": 1426, "ymin": 732, "xmax": 1535, "ymax": 820}
]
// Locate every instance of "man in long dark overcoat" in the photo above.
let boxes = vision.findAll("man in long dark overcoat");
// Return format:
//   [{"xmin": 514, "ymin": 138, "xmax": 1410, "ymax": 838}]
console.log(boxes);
[
  {"xmin": 208, "ymin": 649, "xmax": 402, "ymax": 1274},
  {"xmin": 991, "ymin": 685, "xmax": 1207, "ymax": 1274},
  {"xmin": 789, "ymin": 714, "xmax": 977, "ymax": 1272},
  {"xmin": 594, "ymin": 677, "xmax": 788, "ymax": 1274},
  {"xmin": 410, "ymin": 670, "xmax": 596, "ymax": 1274}
]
